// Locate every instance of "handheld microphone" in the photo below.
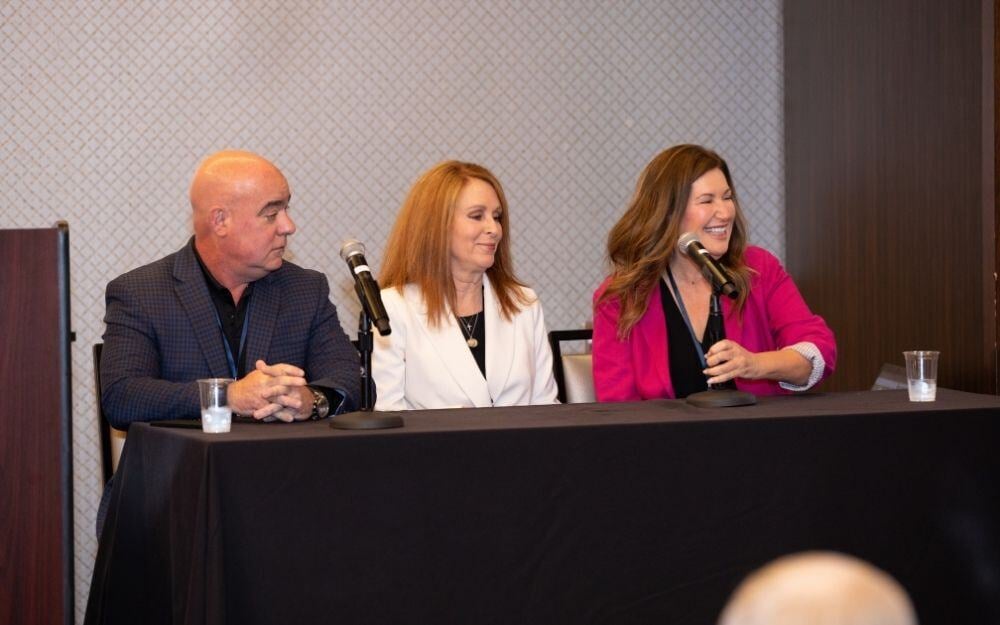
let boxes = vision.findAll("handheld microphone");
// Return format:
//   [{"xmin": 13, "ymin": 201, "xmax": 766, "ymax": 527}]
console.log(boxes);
[
  {"xmin": 677, "ymin": 232, "xmax": 739, "ymax": 298},
  {"xmin": 339, "ymin": 239, "xmax": 391, "ymax": 335}
]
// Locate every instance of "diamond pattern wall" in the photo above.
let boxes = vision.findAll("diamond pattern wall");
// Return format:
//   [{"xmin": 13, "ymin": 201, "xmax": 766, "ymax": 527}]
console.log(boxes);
[{"xmin": 0, "ymin": 1, "xmax": 783, "ymax": 620}]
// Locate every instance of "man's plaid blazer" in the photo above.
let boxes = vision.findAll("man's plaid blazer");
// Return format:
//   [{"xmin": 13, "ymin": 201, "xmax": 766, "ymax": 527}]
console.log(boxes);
[{"xmin": 100, "ymin": 238, "xmax": 360, "ymax": 427}]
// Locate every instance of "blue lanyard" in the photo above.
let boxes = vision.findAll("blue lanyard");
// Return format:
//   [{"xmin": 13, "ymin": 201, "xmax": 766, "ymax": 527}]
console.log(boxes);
[
  {"xmin": 213, "ymin": 303, "xmax": 251, "ymax": 379},
  {"xmin": 664, "ymin": 269, "xmax": 708, "ymax": 368}
]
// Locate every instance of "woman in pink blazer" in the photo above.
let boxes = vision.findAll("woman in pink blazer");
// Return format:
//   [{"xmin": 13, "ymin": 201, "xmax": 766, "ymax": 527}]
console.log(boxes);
[{"xmin": 593, "ymin": 145, "xmax": 836, "ymax": 401}]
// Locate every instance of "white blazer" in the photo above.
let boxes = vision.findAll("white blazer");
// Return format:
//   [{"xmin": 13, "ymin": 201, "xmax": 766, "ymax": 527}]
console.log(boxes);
[{"xmin": 372, "ymin": 275, "xmax": 559, "ymax": 410}]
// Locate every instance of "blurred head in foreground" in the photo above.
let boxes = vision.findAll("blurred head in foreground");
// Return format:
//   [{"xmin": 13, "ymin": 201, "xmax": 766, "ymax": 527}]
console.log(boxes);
[{"xmin": 718, "ymin": 551, "xmax": 917, "ymax": 625}]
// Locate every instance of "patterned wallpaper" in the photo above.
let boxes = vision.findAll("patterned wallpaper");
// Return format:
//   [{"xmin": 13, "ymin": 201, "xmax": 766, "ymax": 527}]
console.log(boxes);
[{"xmin": 0, "ymin": 1, "xmax": 783, "ymax": 620}]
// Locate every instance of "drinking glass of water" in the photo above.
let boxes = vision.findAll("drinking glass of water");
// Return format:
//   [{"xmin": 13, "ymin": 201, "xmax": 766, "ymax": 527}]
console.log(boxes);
[
  {"xmin": 198, "ymin": 378, "xmax": 234, "ymax": 433},
  {"xmin": 902, "ymin": 351, "xmax": 939, "ymax": 402}
]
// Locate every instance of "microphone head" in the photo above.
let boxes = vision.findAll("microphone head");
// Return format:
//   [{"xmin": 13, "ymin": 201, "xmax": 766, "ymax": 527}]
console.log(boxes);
[
  {"xmin": 339, "ymin": 239, "xmax": 365, "ymax": 261},
  {"xmin": 677, "ymin": 232, "xmax": 700, "ymax": 255}
]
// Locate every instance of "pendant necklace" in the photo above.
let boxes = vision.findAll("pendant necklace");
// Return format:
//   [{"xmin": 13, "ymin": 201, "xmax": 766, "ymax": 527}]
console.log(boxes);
[{"xmin": 457, "ymin": 311, "xmax": 480, "ymax": 348}]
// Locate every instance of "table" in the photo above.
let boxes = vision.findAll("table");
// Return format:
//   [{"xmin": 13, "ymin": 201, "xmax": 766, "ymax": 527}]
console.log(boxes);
[{"xmin": 85, "ymin": 390, "xmax": 1000, "ymax": 624}]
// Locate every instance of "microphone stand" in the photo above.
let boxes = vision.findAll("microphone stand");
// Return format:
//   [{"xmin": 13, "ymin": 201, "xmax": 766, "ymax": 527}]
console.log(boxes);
[
  {"xmin": 330, "ymin": 285, "xmax": 404, "ymax": 430},
  {"xmin": 357, "ymin": 304, "xmax": 376, "ymax": 411},
  {"xmin": 685, "ymin": 287, "xmax": 756, "ymax": 408}
]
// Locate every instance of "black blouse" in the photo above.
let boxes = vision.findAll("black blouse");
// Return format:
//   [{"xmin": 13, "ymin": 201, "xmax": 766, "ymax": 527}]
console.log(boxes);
[
  {"xmin": 659, "ymin": 278, "xmax": 710, "ymax": 398},
  {"xmin": 458, "ymin": 312, "xmax": 486, "ymax": 378}
]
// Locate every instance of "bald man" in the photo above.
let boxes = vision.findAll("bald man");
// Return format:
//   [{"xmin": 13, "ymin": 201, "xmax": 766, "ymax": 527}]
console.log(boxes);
[
  {"xmin": 100, "ymin": 150, "xmax": 359, "ymax": 428},
  {"xmin": 718, "ymin": 551, "xmax": 917, "ymax": 625}
]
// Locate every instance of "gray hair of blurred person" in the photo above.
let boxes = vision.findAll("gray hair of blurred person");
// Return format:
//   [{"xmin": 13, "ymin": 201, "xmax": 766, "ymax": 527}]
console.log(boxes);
[{"xmin": 718, "ymin": 551, "xmax": 917, "ymax": 625}]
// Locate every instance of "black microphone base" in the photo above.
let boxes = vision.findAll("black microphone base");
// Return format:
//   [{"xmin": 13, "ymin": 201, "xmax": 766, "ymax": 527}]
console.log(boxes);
[
  {"xmin": 686, "ymin": 389, "xmax": 757, "ymax": 408},
  {"xmin": 329, "ymin": 411, "xmax": 405, "ymax": 430}
]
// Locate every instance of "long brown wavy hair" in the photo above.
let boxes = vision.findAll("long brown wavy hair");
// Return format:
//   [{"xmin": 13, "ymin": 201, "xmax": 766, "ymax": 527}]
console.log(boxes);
[
  {"xmin": 598, "ymin": 144, "xmax": 752, "ymax": 339},
  {"xmin": 380, "ymin": 160, "xmax": 531, "ymax": 327}
]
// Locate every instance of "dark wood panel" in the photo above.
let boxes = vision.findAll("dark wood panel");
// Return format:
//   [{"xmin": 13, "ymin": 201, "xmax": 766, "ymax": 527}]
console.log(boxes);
[
  {"xmin": 0, "ymin": 228, "xmax": 72, "ymax": 625},
  {"xmin": 994, "ymin": 0, "xmax": 999, "ymax": 391},
  {"xmin": 785, "ymin": 0, "xmax": 996, "ymax": 393}
]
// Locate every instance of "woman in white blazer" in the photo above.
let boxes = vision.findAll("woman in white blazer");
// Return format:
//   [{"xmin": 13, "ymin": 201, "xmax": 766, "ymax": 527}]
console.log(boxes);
[{"xmin": 372, "ymin": 161, "xmax": 559, "ymax": 410}]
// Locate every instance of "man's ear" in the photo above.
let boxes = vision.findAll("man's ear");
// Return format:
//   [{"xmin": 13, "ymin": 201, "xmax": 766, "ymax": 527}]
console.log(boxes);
[{"xmin": 210, "ymin": 207, "xmax": 229, "ymax": 235}]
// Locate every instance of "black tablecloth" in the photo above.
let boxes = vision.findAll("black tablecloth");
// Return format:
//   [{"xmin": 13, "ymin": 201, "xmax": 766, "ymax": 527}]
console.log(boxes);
[{"xmin": 85, "ymin": 390, "xmax": 1000, "ymax": 624}]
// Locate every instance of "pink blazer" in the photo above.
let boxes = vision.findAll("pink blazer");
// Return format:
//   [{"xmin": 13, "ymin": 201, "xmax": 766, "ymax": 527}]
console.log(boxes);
[{"xmin": 592, "ymin": 246, "xmax": 836, "ymax": 401}]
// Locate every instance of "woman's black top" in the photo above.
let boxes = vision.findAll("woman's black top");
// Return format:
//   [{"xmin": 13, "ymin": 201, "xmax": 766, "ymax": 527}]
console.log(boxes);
[
  {"xmin": 458, "ymin": 312, "xmax": 486, "ymax": 377},
  {"xmin": 659, "ymin": 278, "xmax": 709, "ymax": 398}
]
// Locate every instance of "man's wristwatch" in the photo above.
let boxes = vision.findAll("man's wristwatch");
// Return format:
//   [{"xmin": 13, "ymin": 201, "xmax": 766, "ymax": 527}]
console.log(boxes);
[{"xmin": 308, "ymin": 387, "xmax": 330, "ymax": 420}]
